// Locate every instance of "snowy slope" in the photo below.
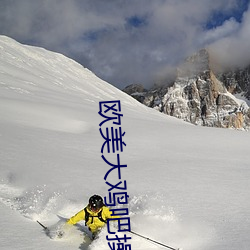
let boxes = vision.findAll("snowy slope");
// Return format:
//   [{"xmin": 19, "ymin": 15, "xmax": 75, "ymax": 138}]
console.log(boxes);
[{"xmin": 0, "ymin": 36, "xmax": 250, "ymax": 250}]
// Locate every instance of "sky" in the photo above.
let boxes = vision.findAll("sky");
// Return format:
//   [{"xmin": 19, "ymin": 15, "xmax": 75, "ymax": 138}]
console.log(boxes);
[{"xmin": 0, "ymin": 0, "xmax": 249, "ymax": 89}]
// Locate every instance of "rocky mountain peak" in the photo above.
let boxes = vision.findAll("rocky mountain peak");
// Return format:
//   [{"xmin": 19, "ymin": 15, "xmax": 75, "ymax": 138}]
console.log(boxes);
[
  {"xmin": 177, "ymin": 48, "xmax": 210, "ymax": 78},
  {"xmin": 123, "ymin": 49, "xmax": 250, "ymax": 130}
]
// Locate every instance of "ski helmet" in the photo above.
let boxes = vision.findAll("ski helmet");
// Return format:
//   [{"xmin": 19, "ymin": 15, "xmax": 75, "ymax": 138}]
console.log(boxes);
[{"xmin": 89, "ymin": 195, "xmax": 104, "ymax": 211}]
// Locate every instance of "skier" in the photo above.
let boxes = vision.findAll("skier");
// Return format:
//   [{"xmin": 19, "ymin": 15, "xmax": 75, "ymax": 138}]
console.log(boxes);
[{"xmin": 66, "ymin": 194, "xmax": 118, "ymax": 239}]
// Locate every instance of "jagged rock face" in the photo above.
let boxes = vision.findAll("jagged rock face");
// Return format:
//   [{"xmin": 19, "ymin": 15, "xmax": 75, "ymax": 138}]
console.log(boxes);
[
  {"xmin": 123, "ymin": 84, "xmax": 147, "ymax": 103},
  {"xmin": 123, "ymin": 83, "xmax": 146, "ymax": 95},
  {"xmin": 162, "ymin": 73, "xmax": 249, "ymax": 128},
  {"xmin": 217, "ymin": 66, "xmax": 250, "ymax": 99},
  {"xmin": 123, "ymin": 49, "xmax": 250, "ymax": 130}
]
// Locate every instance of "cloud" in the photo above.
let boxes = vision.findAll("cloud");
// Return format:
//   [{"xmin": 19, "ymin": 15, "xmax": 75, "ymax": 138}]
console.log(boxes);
[
  {"xmin": 200, "ymin": 18, "xmax": 240, "ymax": 45},
  {"xmin": 209, "ymin": 4, "xmax": 250, "ymax": 69},
  {"xmin": 0, "ymin": 0, "xmax": 249, "ymax": 88}
]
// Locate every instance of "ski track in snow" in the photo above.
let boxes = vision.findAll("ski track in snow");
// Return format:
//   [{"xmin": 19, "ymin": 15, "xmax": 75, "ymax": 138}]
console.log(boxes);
[
  {"xmin": 0, "ymin": 180, "xmax": 212, "ymax": 250},
  {"xmin": 0, "ymin": 181, "xmax": 62, "ymax": 221}
]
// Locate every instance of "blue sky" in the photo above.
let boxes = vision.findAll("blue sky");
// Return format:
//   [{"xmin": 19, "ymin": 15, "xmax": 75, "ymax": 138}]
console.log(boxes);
[
  {"xmin": 205, "ymin": 0, "xmax": 249, "ymax": 28},
  {"xmin": 0, "ymin": 0, "xmax": 249, "ymax": 89}
]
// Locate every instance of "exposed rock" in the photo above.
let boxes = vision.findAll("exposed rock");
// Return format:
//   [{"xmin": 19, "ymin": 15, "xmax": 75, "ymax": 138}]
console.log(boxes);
[
  {"xmin": 122, "ymin": 84, "xmax": 147, "ymax": 103},
  {"xmin": 123, "ymin": 49, "xmax": 250, "ymax": 130},
  {"xmin": 217, "ymin": 66, "xmax": 250, "ymax": 99},
  {"xmin": 123, "ymin": 83, "xmax": 146, "ymax": 95}
]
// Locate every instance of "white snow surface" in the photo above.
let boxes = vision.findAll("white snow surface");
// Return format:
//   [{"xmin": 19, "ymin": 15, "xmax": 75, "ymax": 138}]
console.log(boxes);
[{"xmin": 0, "ymin": 35, "xmax": 250, "ymax": 250}]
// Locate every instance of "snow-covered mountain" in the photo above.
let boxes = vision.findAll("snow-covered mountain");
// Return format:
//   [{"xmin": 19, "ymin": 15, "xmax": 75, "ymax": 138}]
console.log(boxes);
[
  {"xmin": 124, "ymin": 49, "xmax": 250, "ymax": 130},
  {"xmin": 1, "ymin": 36, "xmax": 250, "ymax": 250}
]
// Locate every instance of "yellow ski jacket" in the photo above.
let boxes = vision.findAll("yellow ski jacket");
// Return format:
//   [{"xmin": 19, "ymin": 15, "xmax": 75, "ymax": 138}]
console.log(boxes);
[{"xmin": 67, "ymin": 206, "xmax": 118, "ymax": 233}]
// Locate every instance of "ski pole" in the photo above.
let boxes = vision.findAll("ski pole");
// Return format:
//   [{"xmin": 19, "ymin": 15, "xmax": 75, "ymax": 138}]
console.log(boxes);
[
  {"xmin": 37, "ymin": 220, "xmax": 48, "ymax": 230},
  {"xmin": 129, "ymin": 230, "xmax": 181, "ymax": 250}
]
